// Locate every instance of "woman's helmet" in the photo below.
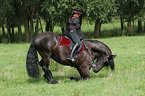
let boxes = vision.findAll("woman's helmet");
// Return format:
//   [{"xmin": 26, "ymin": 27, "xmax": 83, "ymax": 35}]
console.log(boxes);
[
  {"xmin": 72, "ymin": 9, "xmax": 83, "ymax": 15},
  {"xmin": 70, "ymin": 9, "xmax": 83, "ymax": 17}
]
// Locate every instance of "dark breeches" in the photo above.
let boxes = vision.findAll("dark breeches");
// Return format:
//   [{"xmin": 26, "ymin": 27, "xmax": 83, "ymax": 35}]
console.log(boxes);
[{"xmin": 69, "ymin": 31, "xmax": 82, "ymax": 46}]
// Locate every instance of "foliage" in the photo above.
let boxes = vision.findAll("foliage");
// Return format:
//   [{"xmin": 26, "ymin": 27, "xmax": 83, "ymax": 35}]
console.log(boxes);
[
  {"xmin": 115, "ymin": 0, "xmax": 144, "ymax": 21},
  {"xmin": 0, "ymin": 0, "xmax": 145, "ymax": 42},
  {"xmin": 115, "ymin": 0, "xmax": 145, "ymax": 35},
  {"xmin": 86, "ymin": 0, "xmax": 116, "ymax": 37},
  {"xmin": 41, "ymin": 0, "xmax": 87, "ymax": 29},
  {"xmin": 0, "ymin": 36, "xmax": 145, "ymax": 96},
  {"xmin": 0, "ymin": 0, "xmax": 15, "ymax": 25},
  {"xmin": 86, "ymin": 0, "xmax": 115, "ymax": 23}
]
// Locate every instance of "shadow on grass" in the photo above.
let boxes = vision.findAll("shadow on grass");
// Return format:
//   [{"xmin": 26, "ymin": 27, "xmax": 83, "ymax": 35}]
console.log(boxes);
[
  {"xmin": 26, "ymin": 76, "xmax": 78, "ymax": 84},
  {"xmin": 26, "ymin": 69, "xmax": 114, "ymax": 84},
  {"xmin": 27, "ymin": 78, "xmax": 45, "ymax": 84},
  {"xmin": 90, "ymin": 67, "xmax": 115, "ymax": 79},
  {"xmin": 83, "ymin": 28, "xmax": 122, "ymax": 39}
]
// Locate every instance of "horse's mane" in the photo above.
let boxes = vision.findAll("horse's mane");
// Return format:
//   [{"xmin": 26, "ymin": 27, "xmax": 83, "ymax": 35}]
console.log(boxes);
[{"xmin": 85, "ymin": 40, "xmax": 112, "ymax": 55}]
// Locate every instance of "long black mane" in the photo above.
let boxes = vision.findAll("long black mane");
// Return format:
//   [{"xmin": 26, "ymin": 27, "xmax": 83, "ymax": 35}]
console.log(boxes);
[{"xmin": 85, "ymin": 40, "xmax": 112, "ymax": 56}]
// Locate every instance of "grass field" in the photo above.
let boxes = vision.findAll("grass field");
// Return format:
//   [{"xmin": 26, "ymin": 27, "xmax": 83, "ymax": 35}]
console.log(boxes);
[{"xmin": 0, "ymin": 36, "xmax": 145, "ymax": 96}]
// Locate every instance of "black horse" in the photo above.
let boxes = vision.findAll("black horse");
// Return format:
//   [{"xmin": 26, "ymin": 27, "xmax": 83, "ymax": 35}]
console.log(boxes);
[{"xmin": 26, "ymin": 32, "xmax": 116, "ymax": 84}]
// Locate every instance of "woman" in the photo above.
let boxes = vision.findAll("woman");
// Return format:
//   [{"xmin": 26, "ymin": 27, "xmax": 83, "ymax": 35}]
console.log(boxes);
[{"xmin": 64, "ymin": 9, "xmax": 86, "ymax": 62}]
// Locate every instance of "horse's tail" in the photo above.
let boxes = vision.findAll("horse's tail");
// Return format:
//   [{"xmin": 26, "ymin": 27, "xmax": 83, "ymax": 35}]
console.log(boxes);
[{"xmin": 26, "ymin": 38, "xmax": 40, "ymax": 78}]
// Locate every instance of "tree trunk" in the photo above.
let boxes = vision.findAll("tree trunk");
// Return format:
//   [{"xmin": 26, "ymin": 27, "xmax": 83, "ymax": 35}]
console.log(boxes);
[
  {"xmin": 138, "ymin": 20, "xmax": 142, "ymax": 34},
  {"xmin": 61, "ymin": 26, "xmax": 65, "ymax": 34},
  {"xmin": 46, "ymin": 21, "xmax": 50, "ymax": 31},
  {"xmin": 24, "ymin": 17, "xmax": 29, "ymax": 42},
  {"xmin": 1, "ymin": 21, "xmax": 6, "ymax": 40},
  {"xmin": 30, "ymin": 18, "xmax": 34, "ymax": 40},
  {"xmin": 11, "ymin": 25, "xmax": 15, "ymax": 42},
  {"xmin": 35, "ymin": 19, "xmax": 39, "ymax": 35},
  {"xmin": 30, "ymin": 6, "xmax": 35, "ymax": 40},
  {"xmin": 46, "ymin": 20, "xmax": 53, "ymax": 32},
  {"xmin": 35, "ymin": 10, "xmax": 39, "ymax": 35},
  {"xmin": 132, "ymin": 19, "xmax": 135, "ymax": 27},
  {"xmin": 39, "ymin": 19, "xmax": 43, "ymax": 33},
  {"xmin": 7, "ymin": 27, "xmax": 11, "ymax": 43},
  {"xmin": 120, "ymin": 16, "xmax": 125, "ymax": 35},
  {"xmin": 18, "ymin": 24, "xmax": 22, "ymax": 42},
  {"xmin": 127, "ymin": 20, "xmax": 132, "ymax": 35},
  {"xmin": 94, "ymin": 19, "xmax": 101, "ymax": 38},
  {"xmin": 144, "ymin": 21, "xmax": 145, "ymax": 33}
]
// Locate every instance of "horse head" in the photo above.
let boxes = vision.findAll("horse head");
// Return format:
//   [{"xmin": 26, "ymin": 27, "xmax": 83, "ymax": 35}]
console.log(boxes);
[
  {"xmin": 108, "ymin": 55, "xmax": 116, "ymax": 70},
  {"xmin": 92, "ymin": 55, "xmax": 116, "ymax": 73}
]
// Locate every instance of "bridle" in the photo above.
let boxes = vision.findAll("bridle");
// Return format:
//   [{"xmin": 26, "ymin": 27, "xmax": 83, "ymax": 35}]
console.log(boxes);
[
  {"xmin": 83, "ymin": 41, "xmax": 110, "ymax": 69},
  {"xmin": 83, "ymin": 41, "xmax": 94, "ymax": 66},
  {"xmin": 95, "ymin": 55, "xmax": 110, "ymax": 69}
]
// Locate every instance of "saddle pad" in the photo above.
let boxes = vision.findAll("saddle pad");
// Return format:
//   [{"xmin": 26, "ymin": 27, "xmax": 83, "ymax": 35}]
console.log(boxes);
[
  {"xmin": 59, "ymin": 36, "xmax": 84, "ymax": 53},
  {"xmin": 59, "ymin": 36, "xmax": 71, "ymax": 47}
]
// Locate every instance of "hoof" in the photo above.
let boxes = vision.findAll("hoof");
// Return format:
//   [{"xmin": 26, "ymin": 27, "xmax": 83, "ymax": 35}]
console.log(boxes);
[{"xmin": 48, "ymin": 80, "xmax": 58, "ymax": 84}]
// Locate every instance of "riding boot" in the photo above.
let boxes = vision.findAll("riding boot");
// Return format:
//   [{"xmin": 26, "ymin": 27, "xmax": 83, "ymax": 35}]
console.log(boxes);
[{"xmin": 67, "ymin": 43, "xmax": 79, "ymax": 62}]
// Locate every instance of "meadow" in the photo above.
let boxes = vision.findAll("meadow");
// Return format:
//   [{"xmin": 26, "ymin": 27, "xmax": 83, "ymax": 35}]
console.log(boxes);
[{"xmin": 0, "ymin": 35, "xmax": 145, "ymax": 96}]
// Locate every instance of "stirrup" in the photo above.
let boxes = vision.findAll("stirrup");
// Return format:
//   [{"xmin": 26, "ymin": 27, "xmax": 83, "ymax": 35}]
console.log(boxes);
[
  {"xmin": 67, "ymin": 57, "xmax": 75, "ymax": 62},
  {"xmin": 71, "ymin": 58, "xmax": 75, "ymax": 62}
]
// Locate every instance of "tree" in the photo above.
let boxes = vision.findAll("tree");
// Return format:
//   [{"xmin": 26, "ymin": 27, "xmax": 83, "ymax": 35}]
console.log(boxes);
[
  {"xmin": 115, "ymin": 0, "xmax": 144, "ymax": 35},
  {"xmin": 21, "ymin": 0, "xmax": 41, "ymax": 42},
  {"xmin": 0, "ymin": 0, "xmax": 17, "ymax": 43},
  {"xmin": 86, "ymin": 0, "xmax": 115, "ymax": 38},
  {"xmin": 41, "ymin": 0, "xmax": 85, "ymax": 34},
  {"xmin": 13, "ymin": 0, "xmax": 23, "ymax": 42},
  {"xmin": 0, "ymin": 0, "xmax": 41, "ymax": 42},
  {"xmin": 137, "ymin": 1, "xmax": 145, "ymax": 34},
  {"xmin": 0, "ymin": 16, "xmax": 6, "ymax": 42}
]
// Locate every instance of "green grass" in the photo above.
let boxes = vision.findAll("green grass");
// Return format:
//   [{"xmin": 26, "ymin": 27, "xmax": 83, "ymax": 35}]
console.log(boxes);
[{"xmin": 0, "ymin": 36, "xmax": 145, "ymax": 96}]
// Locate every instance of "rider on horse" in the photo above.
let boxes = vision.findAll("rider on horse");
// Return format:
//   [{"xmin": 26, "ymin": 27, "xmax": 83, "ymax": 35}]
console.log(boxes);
[{"xmin": 64, "ymin": 9, "xmax": 86, "ymax": 62}]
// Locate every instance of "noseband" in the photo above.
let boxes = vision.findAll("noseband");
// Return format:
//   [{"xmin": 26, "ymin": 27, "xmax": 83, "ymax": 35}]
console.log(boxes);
[{"xmin": 94, "ymin": 55, "xmax": 110, "ymax": 69}]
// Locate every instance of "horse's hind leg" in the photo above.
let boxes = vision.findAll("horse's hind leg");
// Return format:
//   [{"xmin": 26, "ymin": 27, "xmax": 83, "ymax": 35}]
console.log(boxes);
[{"xmin": 42, "ymin": 57, "xmax": 58, "ymax": 84}]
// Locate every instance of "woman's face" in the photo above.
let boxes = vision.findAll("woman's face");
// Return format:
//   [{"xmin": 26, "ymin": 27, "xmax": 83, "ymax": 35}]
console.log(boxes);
[{"xmin": 73, "ymin": 14, "xmax": 80, "ymax": 18}]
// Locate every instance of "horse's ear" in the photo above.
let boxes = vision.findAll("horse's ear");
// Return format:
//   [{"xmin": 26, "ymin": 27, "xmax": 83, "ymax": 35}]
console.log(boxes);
[
  {"xmin": 112, "ymin": 55, "xmax": 116, "ymax": 59},
  {"xmin": 109, "ymin": 55, "xmax": 116, "ymax": 60}
]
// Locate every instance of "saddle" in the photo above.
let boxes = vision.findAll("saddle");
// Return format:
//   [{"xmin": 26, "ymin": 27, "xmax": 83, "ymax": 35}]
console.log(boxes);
[{"xmin": 59, "ymin": 36, "xmax": 84, "ymax": 53}]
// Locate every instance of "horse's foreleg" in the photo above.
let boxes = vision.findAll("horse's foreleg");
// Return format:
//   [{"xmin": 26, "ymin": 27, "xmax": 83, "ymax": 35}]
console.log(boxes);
[
  {"xmin": 80, "ymin": 66, "xmax": 91, "ymax": 80},
  {"xmin": 69, "ymin": 66, "xmax": 90, "ymax": 82},
  {"xmin": 77, "ymin": 66, "xmax": 91, "ymax": 80},
  {"xmin": 76, "ymin": 67, "xmax": 85, "ymax": 79},
  {"xmin": 42, "ymin": 58, "xmax": 58, "ymax": 84},
  {"xmin": 69, "ymin": 67, "xmax": 83, "ymax": 81}
]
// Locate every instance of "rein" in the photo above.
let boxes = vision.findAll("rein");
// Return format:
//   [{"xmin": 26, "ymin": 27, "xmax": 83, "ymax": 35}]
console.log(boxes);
[{"xmin": 83, "ymin": 41, "xmax": 95, "ymax": 67}]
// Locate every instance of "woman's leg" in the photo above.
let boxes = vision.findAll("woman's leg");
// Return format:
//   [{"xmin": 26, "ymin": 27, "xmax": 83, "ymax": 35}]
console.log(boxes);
[{"xmin": 67, "ymin": 31, "xmax": 81, "ymax": 61}]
